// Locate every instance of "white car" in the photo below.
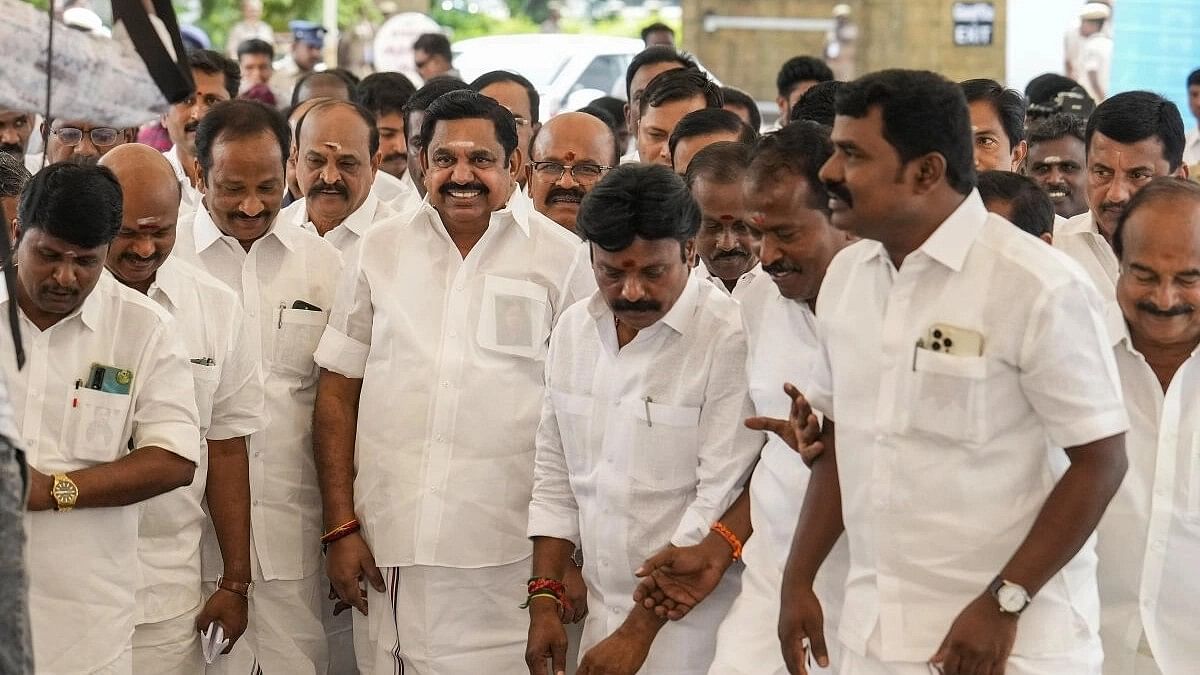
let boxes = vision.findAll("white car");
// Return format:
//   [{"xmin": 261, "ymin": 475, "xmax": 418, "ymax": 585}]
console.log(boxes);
[{"xmin": 452, "ymin": 34, "xmax": 717, "ymax": 121}]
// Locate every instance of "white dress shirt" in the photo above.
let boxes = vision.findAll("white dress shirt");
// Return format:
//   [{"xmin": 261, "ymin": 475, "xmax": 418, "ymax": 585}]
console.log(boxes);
[
  {"xmin": 1184, "ymin": 128, "xmax": 1200, "ymax": 167},
  {"xmin": 315, "ymin": 200, "xmax": 593, "ymax": 568},
  {"xmin": 278, "ymin": 190, "xmax": 395, "ymax": 255},
  {"xmin": 1098, "ymin": 317, "xmax": 1200, "ymax": 675},
  {"xmin": 1054, "ymin": 209, "xmax": 1118, "ymax": 304},
  {"xmin": 691, "ymin": 261, "xmax": 769, "ymax": 300},
  {"xmin": 163, "ymin": 146, "xmax": 201, "ymax": 212},
  {"xmin": 175, "ymin": 205, "xmax": 342, "ymax": 581},
  {"xmin": 527, "ymin": 274, "xmax": 762, "ymax": 674},
  {"xmin": 136, "ymin": 257, "xmax": 265, "ymax": 624},
  {"xmin": 807, "ymin": 191, "xmax": 1127, "ymax": 662},
  {"xmin": 0, "ymin": 272, "xmax": 201, "ymax": 674},
  {"xmin": 372, "ymin": 169, "xmax": 422, "ymax": 214}
]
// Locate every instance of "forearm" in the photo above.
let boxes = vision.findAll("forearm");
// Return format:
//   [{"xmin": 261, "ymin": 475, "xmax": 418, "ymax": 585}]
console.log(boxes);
[
  {"xmin": 531, "ymin": 535, "xmax": 575, "ymax": 581},
  {"xmin": 783, "ymin": 421, "xmax": 843, "ymax": 587},
  {"xmin": 29, "ymin": 446, "xmax": 194, "ymax": 510},
  {"xmin": 313, "ymin": 369, "xmax": 362, "ymax": 530},
  {"xmin": 204, "ymin": 436, "xmax": 252, "ymax": 581},
  {"xmin": 692, "ymin": 485, "xmax": 752, "ymax": 566},
  {"xmin": 617, "ymin": 599, "xmax": 667, "ymax": 642},
  {"xmin": 999, "ymin": 434, "xmax": 1126, "ymax": 595}
]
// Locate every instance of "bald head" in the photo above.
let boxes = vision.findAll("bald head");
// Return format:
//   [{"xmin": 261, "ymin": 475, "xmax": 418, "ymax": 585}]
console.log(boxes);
[
  {"xmin": 98, "ymin": 143, "xmax": 182, "ymax": 293},
  {"xmin": 527, "ymin": 112, "xmax": 617, "ymax": 233}
]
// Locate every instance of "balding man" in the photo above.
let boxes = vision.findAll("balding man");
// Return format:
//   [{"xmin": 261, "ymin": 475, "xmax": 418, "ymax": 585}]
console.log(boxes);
[
  {"xmin": 100, "ymin": 144, "xmax": 265, "ymax": 674},
  {"xmin": 278, "ymin": 100, "xmax": 393, "ymax": 255},
  {"xmin": 526, "ymin": 111, "xmax": 616, "ymax": 234},
  {"xmin": 291, "ymin": 71, "xmax": 353, "ymax": 108}
]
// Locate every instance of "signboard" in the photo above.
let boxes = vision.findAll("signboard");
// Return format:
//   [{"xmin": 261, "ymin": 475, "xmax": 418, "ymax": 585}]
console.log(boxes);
[{"xmin": 953, "ymin": 2, "xmax": 995, "ymax": 46}]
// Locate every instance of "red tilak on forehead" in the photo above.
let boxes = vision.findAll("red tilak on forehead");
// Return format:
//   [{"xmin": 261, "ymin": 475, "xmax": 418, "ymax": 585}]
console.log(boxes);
[
  {"xmin": 719, "ymin": 214, "xmax": 735, "ymax": 222},
  {"xmin": 564, "ymin": 150, "xmax": 576, "ymax": 162}
]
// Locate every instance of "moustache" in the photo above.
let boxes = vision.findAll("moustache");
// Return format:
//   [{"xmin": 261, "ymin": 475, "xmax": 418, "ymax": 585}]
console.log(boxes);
[
  {"xmin": 439, "ymin": 181, "xmax": 489, "ymax": 196},
  {"xmin": 308, "ymin": 181, "xmax": 349, "ymax": 199},
  {"xmin": 121, "ymin": 252, "xmax": 162, "ymax": 264},
  {"xmin": 67, "ymin": 153, "xmax": 99, "ymax": 166},
  {"xmin": 763, "ymin": 260, "xmax": 802, "ymax": 276},
  {"xmin": 40, "ymin": 283, "xmax": 78, "ymax": 298},
  {"xmin": 712, "ymin": 248, "xmax": 748, "ymax": 261},
  {"xmin": 184, "ymin": 121, "xmax": 199, "ymax": 134},
  {"xmin": 1100, "ymin": 200, "xmax": 1126, "ymax": 214},
  {"xmin": 824, "ymin": 181, "xmax": 854, "ymax": 207},
  {"xmin": 612, "ymin": 298, "xmax": 662, "ymax": 313},
  {"xmin": 546, "ymin": 186, "xmax": 586, "ymax": 205},
  {"xmin": 0, "ymin": 144, "xmax": 22, "ymax": 156},
  {"xmin": 381, "ymin": 153, "xmax": 405, "ymax": 163},
  {"xmin": 1136, "ymin": 300, "xmax": 1194, "ymax": 318}
]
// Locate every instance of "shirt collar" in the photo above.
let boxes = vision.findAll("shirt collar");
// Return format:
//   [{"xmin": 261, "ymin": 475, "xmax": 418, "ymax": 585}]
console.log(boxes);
[
  {"xmin": 586, "ymin": 268, "xmax": 702, "ymax": 337},
  {"xmin": 1059, "ymin": 210, "xmax": 1100, "ymax": 238},
  {"xmin": 420, "ymin": 193, "xmax": 531, "ymax": 240},
  {"xmin": 147, "ymin": 256, "xmax": 185, "ymax": 311},
  {"xmin": 0, "ymin": 270, "xmax": 106, "ymax": 332},
  {"xmin": 306, "ymin": 192, "xmax": 379, "ymax": 238},
  {"xmin": 912, "ymin": 190, "xmax": 988, "ymax": 272},
  {"xmin": 194, "ymin": 202, "xmax": 298, "ymax": 254}
]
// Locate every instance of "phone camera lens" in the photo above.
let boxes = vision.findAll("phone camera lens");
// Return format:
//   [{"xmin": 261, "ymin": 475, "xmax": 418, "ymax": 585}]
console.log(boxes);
[
  {"xmin": 943, "ymin": 338, "xmax": 953, "ymax": 348},
  {"xmin": 932, "ymin": 329, "xmax": 943, "ymax": 339}
]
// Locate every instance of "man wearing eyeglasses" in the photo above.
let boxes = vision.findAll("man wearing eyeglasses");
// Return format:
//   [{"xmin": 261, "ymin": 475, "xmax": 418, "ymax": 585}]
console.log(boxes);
[
  {"xmin": 32, "ymin": 119, "xmax": 135, "ymax": 169},
  {"xmin": 526, "ymin": 112, "xmax": 616, "ymax": 235}
]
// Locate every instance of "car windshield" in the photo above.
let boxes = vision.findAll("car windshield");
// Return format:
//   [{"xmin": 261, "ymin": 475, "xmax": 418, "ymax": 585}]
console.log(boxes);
[{"xmin": 452, "ymin": 47, "xmax": 569, "ymax": 88}]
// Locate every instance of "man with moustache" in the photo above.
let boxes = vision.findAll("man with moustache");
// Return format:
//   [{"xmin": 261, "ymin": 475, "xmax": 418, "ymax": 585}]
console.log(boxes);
[
  {"xmin": 633, "ymin": 121, "xmax": 854, "ymax": 675},
  {"xmin": 0, "ymin": 108, "xmax": 35, "ymax": 169},
  {"xmin": 621, "ymin": 47, "xmax": 698, "ymax": 162},
  {"xmin": 1055, "ymin": 92, "xmax": 1187, "ymax": 305},
  {"xmin": 1026, "ymin": 114, "xmax": 1089, "ymax": 221},
  {"xmin": 525, "ymin": 163, "xmax": 761, "ymax": 675},
  {"xmin": 636, "ymin": 69, "xmax": 723, "ymax": 168},
  {"xmin": 780, "ymin": 69, "xmax": 1128, "ymax": 675},
  {"xmin": 354, "ymin": 72, "xmax": 417, "ymax": 182},
  {"xmin": 684, "ymin": 142, "xmax": 764, "ymax": 296},
  {"xmin": 279, "ymin": 100, "xmax": 393, "ymax": 255},
  {"xmin": 99, "ymin": 143, "xmax": 263, "ymax": 673},
  {"xmin": 1, "ymin": 162, "xmax": 200, "ymax": 674},
  {"xmin": 1096, "ymin": 178, "xmax": 1200, "ymax": 675},
  {"xmin": 164, "ymin": 50, "xmax": 240, "ymax": 211},
  {"xmin": 174, "ymin": 99, "xmax": 342, "ymax": 675},
  {"xmin": 314, "ymin": 90, "xmax": 592, "ymax": 675},
  {"xmin": 33, "ymin": 119, "xmax": 136, "ymax": 169},
  {"xmin": 526, "ymin": 111, "xmax": 616, "ymax": 234}
]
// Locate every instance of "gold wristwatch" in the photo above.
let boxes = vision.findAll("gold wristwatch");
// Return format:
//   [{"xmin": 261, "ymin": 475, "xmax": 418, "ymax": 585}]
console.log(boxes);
[{"xmin": 50, "ymin": 473, "xmax": 79, "ymax": 512}]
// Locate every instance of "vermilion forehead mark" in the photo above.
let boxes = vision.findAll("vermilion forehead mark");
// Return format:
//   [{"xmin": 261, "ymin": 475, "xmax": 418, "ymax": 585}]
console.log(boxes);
[
  {"xmin": 564, "ymin": 150, "xmax": 576, "ymax": 162},
  {"xmin": 719, "ymin": 214, "xmax": 735, "ymax": 222}
]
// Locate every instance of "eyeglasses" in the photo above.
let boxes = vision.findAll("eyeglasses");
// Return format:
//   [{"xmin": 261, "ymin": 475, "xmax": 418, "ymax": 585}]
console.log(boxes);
[
  {"xmin": 530, "ymin": 161, "xmax": 611, "ymax": 184},
  {"xmin": 512, "ymin": 115, "xmax": 531, "ymax": 128},
  {"xmin": 52, "ymin": 127, "xmax": 121, "ymax": 147}
]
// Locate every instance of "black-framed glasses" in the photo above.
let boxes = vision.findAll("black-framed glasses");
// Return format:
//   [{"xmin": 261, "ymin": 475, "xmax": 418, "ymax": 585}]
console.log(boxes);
[
  {"xmin": 530, "ymin": 161, "xmax": 611, "ymax": 184},
  {"xmin": 52, "ymin": 127, "xmax": 121, "ymax": 147}
]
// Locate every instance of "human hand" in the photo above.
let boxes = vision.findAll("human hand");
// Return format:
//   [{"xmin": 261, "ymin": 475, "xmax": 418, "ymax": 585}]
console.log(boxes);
[
  {"xmin": 744, "ymin": 383, "xmax": 824, "ymax": 466},
  {"xmin": 633, "ymin": 539, "xmax": 732, "ymax": 620},
  {"xmin": 26, "ymin": 469, "xmax": 52, "ymax": 511},
  {"xmin": 779, "ymin": 584, "xmax": 828, "ymax": 675},
  {"xmin": 194, "ymin": 587, "xmax": 248, "ymax": 653},
  {"xmin": 576, "ymin": 625, "xmax": 654, "ymax": 675},
  {"xmin": 563, "ymin": 562, "xmax": 589, "ymax": 624},
  {"xmin": 325, "ymin": 531, "xmax": 384, "ymax": 616},
  {"xmin": 930, "ymin": 593, "xmax": 1018, "ymax": 675},
  {"xmin": 525, "ymin": 599, "xmax": 570, "ymax": 675}
]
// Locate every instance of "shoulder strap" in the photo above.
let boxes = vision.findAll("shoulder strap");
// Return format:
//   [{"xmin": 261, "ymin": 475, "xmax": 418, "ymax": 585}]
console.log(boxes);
[{"xmin": 110, "ymin": 0, "xmax": 193, "ymax": 105}]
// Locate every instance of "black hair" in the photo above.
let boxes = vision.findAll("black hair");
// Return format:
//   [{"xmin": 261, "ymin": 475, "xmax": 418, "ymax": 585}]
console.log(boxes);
[
  {"xmin": 577, "ymin": 163, "xmax": 700, "ymax": 251},
  {"xmin": 291, "ymin": 70, "xmax": 357, "ymax": 109},
  {"xmin": 719, "ymin": 86, "xmax": 762, "ymax": 132},
  {"xmin": 195, "ymin": 99, "xmax": 291, "ymax": 177},
  {"xmin": 790, "ymin": 80, "xmax": 843, "ymax": 127},
  {"xmin": 960, "ymin": 78, "xmax": 1026, "ymax": 146},
  {"xmin": 573, "ymin": 106, "xmax": 622, "ymax": 164},
  {"xmin": 18, "ymin": 162, "xmax": 122, "ymax": 248},
  {"xmin": 413, "ymin": 33, "xmax": 452, "ymax": 60},
  {"xmin": 1113, "ymin": 177, "xmax": 1200, "ymax": 259},
  {"xmin": 639, "ymin": 68, "xmax": 723, "ymax": 117},
  {"xmin": 354, "ymin": 72, "xmax": 418, "ymax": 118},
  {"xmin": 402, "ymin": 77, "xmax": 470, "ymax": 146},
  {"xmin": 977, "ymin": 170, "xmax": 1054, "ymax": 238},
  {"xmin": 835, "ymin": 69, "xmax": 976, "ymax": 195},
  {"xmin": 418, "ymin": 90, "xmax": 519, "ymax": 166},
  {"xmin": 1086, "ymin": 91, "xmax": 1186, "ymax": 172},
  {"xmin": 669, "ymin": 108, "xmax": 757, "ymax": 164},
  {"xmin": 624, "ymin": 46, "xmax": 697, "ymax": 100},
  {"xmin": 1026, "ymin": 113, "xmax": 1086, "ymax": 147},
  {"xmin": 470, "ymin": 70, "xmax": 542, "ymax": 125},
  {"xmin": 189, "ymin": 49, "xmax": 241, "ymax": 99},
  {"xmin": 295, "ymin": 99, "xmax": 380, "ymax": 157},
  {"xmin": 746, "ymin": 120, "xmax": 834, "ymax": 215},
  {"xmin": 640, "ymin": 22, "xmax": 675, "ymax": 43},
  {"xmin": 236, "ymin": 38, "xmax": 274, "ymax": 61},
  {"xmin": 1024, "ymin": 73, "xmax": 1081, "ymax": 104},
  {"xmin": 0, "ymin": 152, "xmax": 31, "ymax": 199},
  {"xmin": 590, "ymin": 96, "xmax": 628, "ymax": 131},
  {"xmin": 1189, "ymin": 68, "xmax": 1200, "ymax": 89},
  {"xmin": 776, "ymin": 56, "xmax": 833, "ymax": 99},
  {"xmin": 684, "ymin": 140, "xmax": 751, "ymax": 188}
]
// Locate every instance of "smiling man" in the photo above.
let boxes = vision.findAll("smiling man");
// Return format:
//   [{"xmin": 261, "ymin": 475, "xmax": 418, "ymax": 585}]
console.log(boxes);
[
  {"xmin": 526, "ymin": 111, "xmax": 616, "ymax": 234},
  {"xmin": 1055, "ymin": 91, "xmax": 1187, "ymax": 305},
  {"xmin": 164, "ymin": 50, "xmax": 240, "ymax": 211},
  {"xmin": 314, "ymin": 90, "xmax": 592, "ymax": 675},
  {"xmin": 684, "ymin": 141, "xmax": 763, "ymax": 296},
  {"xmin": 1026, "ymin": 113, "xmax": 1089, "ymax": 220}
]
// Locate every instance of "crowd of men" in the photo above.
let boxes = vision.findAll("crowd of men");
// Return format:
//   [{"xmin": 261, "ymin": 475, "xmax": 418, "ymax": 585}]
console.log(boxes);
[{"xmin": 0, "ymin": 3, "xmax": 1199, "ymax": 675}]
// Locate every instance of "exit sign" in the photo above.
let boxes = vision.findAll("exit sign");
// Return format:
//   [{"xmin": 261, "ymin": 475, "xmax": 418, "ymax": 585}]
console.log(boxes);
[{"xmin": 953, "ymin": 2, "xmax": 996, "ymax": 46}]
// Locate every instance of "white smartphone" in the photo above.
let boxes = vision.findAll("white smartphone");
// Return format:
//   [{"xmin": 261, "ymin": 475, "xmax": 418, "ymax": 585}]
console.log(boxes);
[{"xmin": 925, "ymin": 323, "xmax": 984, "ymax": 356}]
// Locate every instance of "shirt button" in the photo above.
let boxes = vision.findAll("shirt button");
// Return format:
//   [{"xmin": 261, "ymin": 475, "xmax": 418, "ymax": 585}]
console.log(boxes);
[
  {"xmin": 440, "ymin": 381, "xmax": 449, "ymax": 388},
  {"xmin": 252, "ymin": 499, "xmax": 260, "ymax": 506},
  {"xmin": 455, "ymin": 284, "xmax": 464, "ymax": 292},
  {"xmin": 430, "ymin": 486, "xmax": 439, "ymax": 493},
  {"xmin": 435, "ymin": 434, "xmax": 444, "ymax": 442},
  {"xmin": 253, "ymin": 451, "xmax": 261, "ymax": 457},
  {"xmin": 1152, "ymin": 540, "xmax": 1165, "ymax": 553},
  {"xmin": 449, "ymin": 330, "xmax": 458, "ymax": 338},
  {"xmin": 874, "ymin": 434, "xmax": 884, "ymax": 443}
]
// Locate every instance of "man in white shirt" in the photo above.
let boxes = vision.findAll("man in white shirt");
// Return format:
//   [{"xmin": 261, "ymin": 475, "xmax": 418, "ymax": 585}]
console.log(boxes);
[
  {"xmin": 163, "ymin": 50, "xmax": 240, "ymax": 213},
  {"xmin": 526, "ymin": 112, "xmax": 617, "ymax": 236},
  {"xmin": 174, "ymin": 99, "xmax": 342, "ymax": 675},
  {"xmin": 314, "ymin": 90, "xmax": 592, "ymax": 675},
  {"xmin": 633, "ymin": 120, "xmax": 855, "ymax": 675},
  {"xmin": 1097, "ymin": 177, "xmax": 1200, "ymax": 675},
  {"xmin": 2, "ymin": 162, "xmax": 201, "ymax": 674},
  {"xmin": 1054, "ymin": 92, "xmax": 1187, "ymax": 305},
  {"xmin": 780, "ymin": 69, "xmax": 1128, "ymax": 675},
  {"xmin": 684, "ymin": 141, "xmax": 764, "ymax": 297},
  {"xmin": 1184, "ymin": 69, "xmax": 1200, "ymax": 167},
  {"xmin": 1026, "ymin": 113, "xmax": 1090, "ymax": 220},
  {"xmin": 279, "ymin": 100, "xmax": 393, "ymax": 254},
  {"xmin": 525, "ymin": 163, "xmax": 762, "ymax": 675},
  {"xmin": 1077, "ymin": 3, "xmax": 1113, "ymax": 102},
  {"xmin": 100, "ymin": 144, "xmax": 265, "ymax": 673}
]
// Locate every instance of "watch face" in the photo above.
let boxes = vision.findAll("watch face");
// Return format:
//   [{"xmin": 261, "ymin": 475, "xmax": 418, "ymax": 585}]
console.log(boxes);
[{"xmin": 997, "ymin": 584, "xmax": 1027, "ymax": 612}]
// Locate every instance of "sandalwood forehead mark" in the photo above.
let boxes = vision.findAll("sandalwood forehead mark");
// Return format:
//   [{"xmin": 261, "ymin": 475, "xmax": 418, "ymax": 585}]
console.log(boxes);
[
  {"xmin": 136, "ymin": 216, "xmax": 161, "ymax": 225},
  {"xmin": 749, "ymin": 213, "xmax": 765, "ymax": 226},
  {"xmin": 1041, "ymin": 155, "xmax": 1063, "ymax": 164},
  {"xmin": 323, "ymin": 141, "xmax": 342, "ymax": 152}
]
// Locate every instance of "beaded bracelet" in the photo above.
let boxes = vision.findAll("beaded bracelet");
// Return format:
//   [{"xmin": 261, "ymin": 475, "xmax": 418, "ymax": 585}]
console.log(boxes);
[
  {"xmin": 519, "ymin": 576, "xmax": 573, "ymax": 615},
  {"xmin": 711, "ymin": 521, "xmax": 743, "ymax": 561}
]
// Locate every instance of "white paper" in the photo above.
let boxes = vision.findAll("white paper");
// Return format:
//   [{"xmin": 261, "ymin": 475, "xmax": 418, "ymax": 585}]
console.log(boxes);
[{"xmin": 200, "ymin": 622, "xmax": 229, "ymax": 664}]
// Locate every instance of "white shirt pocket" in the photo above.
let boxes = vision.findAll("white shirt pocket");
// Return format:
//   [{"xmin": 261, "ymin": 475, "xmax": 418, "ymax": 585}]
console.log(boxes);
[
  {"xmin": 477, "ymin": 275, "xmax": 550, "ymax": 360},
  {"xmin": 69, "ymin": 388, "xmax": 132, "ymax": 463},
  {"xmin": 906, "ymin": 348, "xmax": 988, "ymax": 445},
  {"xmin": 630, "ymin": 401, "xmax": 702, "ymax": 490},
  {"xmin": 273, "ymin": 306, "xmax": 328, "ymax": 378}
]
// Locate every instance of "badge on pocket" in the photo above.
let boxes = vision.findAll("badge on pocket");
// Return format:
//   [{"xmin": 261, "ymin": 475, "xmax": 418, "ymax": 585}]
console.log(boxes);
[{"xmin": 87, "ymin": 362, "xmax": 133, "ymax": 395}]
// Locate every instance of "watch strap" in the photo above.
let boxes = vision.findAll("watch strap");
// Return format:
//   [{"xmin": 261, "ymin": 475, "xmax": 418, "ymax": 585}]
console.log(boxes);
[
  {"xmin": 216, "ymin": 574, "xmax": 253, "ymax": 599},
  {"xmin": 988, "ymin": 575, "xmax": 1031, "ymax": 614}
]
